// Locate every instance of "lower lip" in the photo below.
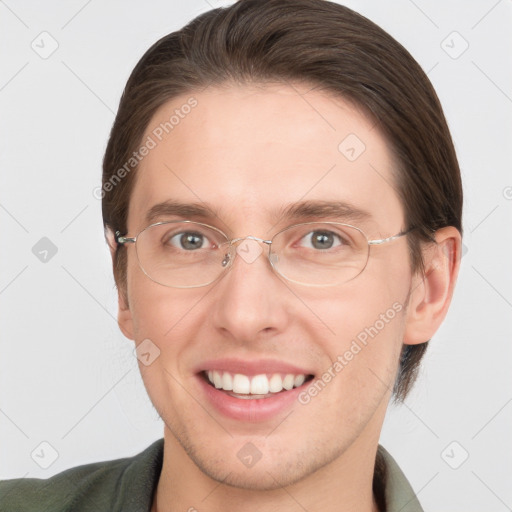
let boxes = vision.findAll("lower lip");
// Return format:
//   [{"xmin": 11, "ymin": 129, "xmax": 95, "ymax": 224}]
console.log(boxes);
[{"xmin": 197, "ymin": 374, "xmax": 309, "ymax": 422}]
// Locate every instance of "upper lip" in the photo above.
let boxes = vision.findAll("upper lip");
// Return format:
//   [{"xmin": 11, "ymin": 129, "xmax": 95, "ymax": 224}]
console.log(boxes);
[{"xmin": 195, "ymin": 358, "xmax": 315, "ymax": 377}]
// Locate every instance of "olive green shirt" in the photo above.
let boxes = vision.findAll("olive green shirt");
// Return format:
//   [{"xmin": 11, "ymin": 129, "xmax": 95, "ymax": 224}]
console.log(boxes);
[{"xmin": 0, "ymin": 440, "xmax": 424, "ymax": 511}]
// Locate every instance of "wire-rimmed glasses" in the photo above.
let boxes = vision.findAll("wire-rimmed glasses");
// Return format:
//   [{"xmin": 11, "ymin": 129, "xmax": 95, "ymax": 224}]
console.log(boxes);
[{"xmin": 115, "ymin": 220, "xmax": 413, "ymax": 288}]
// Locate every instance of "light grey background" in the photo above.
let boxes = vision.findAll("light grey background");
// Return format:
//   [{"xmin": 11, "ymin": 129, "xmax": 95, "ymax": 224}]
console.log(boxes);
[{"xmin": 1, "ymin": 0, "xmax": 511, "ymax": 510}]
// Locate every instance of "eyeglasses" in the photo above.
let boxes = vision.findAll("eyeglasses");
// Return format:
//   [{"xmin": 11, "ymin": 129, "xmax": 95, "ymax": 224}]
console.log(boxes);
[{"xmin": 115, "ymin": 220, "xmax": 413, "ymax": 288}]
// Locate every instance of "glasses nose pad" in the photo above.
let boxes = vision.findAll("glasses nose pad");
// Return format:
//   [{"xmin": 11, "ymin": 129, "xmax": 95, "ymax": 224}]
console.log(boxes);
[
  {"xmin": 221, "ymin": 245, "xmax": 235, "ymax": 268},
  {"xmin": 221, "ymin": 253, "xmax": 230, "ymax": 267},
  {"xmin": 269, "ymin": 252, "xmax": 279, "ymax": 266}
]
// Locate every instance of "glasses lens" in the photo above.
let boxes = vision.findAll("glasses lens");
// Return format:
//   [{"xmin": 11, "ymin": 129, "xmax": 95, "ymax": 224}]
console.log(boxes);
[
  {"xmin": 270, "ymin": 222, "xmax": 369, "ymax": 286},
  {"xmin": 135, "ymin": 222, "xmax": 230, "ymax": 288}
]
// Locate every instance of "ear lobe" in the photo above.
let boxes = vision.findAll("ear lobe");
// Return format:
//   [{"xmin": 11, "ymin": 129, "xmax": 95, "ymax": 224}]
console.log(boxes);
[
  {"xmin": 105, "ymin": 227, "xmax": 135, "ymax": 340},
  {"xmin": 105, "ymin": 227, "xmax": 117, "ymax": 259},
  {"xmin": 117, "ymin": 286, "xmax": 135, "ymax": 340},
  {"xmin": 403, "ymin": 226, "xmax": 461, "ymax": 345}
]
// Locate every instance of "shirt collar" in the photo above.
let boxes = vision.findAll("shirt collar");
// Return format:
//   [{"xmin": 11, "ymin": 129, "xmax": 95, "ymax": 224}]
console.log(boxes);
[{"xmin": 378, "ymin": 444, "xmax": 424, "ymax": 512}]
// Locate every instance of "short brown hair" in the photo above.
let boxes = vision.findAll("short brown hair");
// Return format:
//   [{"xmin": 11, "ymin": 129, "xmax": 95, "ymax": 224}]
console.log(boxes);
[{"xmin": 102, "ymin": 0, "xmax": 463, "ymax": 403}]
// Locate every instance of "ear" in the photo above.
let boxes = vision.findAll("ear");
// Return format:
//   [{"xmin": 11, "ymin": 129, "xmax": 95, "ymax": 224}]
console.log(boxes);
[
  {"xmin": 403, "ymin": 226, "xmax": 461, "ymax": 345},
  {"xmin": 106, "ymin": 228, "xmax": 135, "ymax": 341}
]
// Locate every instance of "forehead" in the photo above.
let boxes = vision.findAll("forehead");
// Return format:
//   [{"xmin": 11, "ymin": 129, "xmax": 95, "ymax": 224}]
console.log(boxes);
[{"xmin": 128, "ymin": 82, "xmax": 404, "ymax": 235}]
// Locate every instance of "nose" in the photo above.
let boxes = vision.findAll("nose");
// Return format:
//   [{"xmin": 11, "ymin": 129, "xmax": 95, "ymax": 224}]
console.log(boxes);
[
  {"xmin": 210, "ymin": 236, "xmax": 290, "ymax": 344},
  {"xmin": 223, "ymin": 236, "xmax": 273, "ymax": 269}
]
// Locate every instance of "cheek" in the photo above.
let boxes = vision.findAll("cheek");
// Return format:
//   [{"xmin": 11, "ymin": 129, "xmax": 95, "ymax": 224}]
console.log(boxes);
[
  {"xmin": 315, "ymin": 270, "xmax": 408, "ymax": 388},
  {"xmin": 129, "ymin": 283, "xmax": 197, "ymax": 340},
  {"xmin": 292, "ymin": 286, "xmax": 406, "ymax": 438},
  {"xmin": 126, "ymin": 274, "xmax": 204, "ymax": 401},
  {"xmin": 126, "ymin": 258, "xmax": 215, "ymax": 370},
  {"xmin": 125, "ymin": 258, "xmax": 187, "ymax": 342}
]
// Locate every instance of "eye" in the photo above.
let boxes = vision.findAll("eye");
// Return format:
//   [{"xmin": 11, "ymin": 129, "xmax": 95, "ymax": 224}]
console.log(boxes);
[
  {"xmin": 299, "ymin": 230, "xmax": 347, "ymax": 250},
  {"xmin": 165, "ymin": 230, "xmax": 215, "ymax": 251}
]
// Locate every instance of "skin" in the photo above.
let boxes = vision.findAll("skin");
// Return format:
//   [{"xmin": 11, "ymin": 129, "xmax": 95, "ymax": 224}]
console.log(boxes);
[{"xmin": 111, "ymin": 82, "xmax": 461, "ymax": 512}]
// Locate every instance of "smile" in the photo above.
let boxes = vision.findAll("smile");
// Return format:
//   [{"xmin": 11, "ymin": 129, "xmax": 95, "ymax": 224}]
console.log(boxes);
[
  {"xmin": 204, "ymin": 370, "xmax": 312, "ymax": 398},
  {"xmin": 195, "ymin": 358, "xmax": 315, "ymax": 421}
]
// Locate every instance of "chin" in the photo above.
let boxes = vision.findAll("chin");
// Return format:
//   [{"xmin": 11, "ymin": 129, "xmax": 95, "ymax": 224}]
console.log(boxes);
[
  {"xmin": 194, "ymin": 454, "xmax": 313, "ymax": 491},
  {"xmin": 175, "ymin": 430, "xmax": 341, "ymax": 492}
]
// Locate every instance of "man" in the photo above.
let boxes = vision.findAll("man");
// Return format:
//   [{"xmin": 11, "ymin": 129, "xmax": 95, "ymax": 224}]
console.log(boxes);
[{"xmin": 0, "ymin": 1, "xmax": 462, "ymax": 510}]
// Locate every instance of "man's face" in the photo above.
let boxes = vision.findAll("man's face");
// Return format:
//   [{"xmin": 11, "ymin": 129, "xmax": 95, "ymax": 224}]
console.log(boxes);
[{"xmin": 121, "ymin": 83, "xmax": 414, "ymax": 489}]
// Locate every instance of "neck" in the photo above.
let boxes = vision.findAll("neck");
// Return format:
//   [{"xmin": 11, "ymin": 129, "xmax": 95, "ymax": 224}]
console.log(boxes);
[{"xmin": 152, "ymin": 427, "xmax": 383, "ymax": 512}]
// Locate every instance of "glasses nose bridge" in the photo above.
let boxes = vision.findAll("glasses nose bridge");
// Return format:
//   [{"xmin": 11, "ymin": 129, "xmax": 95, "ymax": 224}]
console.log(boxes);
[
  {"xmin": 224, "ymin": 235, "xmax": 276, "ymax": 271},
  {"xmin": 230, "ymin": 235, "xmax": 273, "ymax": 247}
]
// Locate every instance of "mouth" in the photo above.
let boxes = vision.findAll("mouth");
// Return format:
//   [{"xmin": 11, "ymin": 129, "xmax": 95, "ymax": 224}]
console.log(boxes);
[
  {"xmin": 202, "ymin": 370, "xmax": 314, "ymax": 399},
  {"xmin": 194, "ymin": 358, "xmax": 316, "ymax": 421}
]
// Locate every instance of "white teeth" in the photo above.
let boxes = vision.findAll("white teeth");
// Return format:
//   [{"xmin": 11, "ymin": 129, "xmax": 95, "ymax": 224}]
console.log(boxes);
[
  {"xmin": 213, "ymin": 370, "xmax": 223, "ymax": 389},
  {"xmin": 282, "ymin": 374, "xmax": 295, "ymax": 390},
  {"xmin": 269, "ymin": 374, "xmax": 284, "ymax": 393},
  {"xmin": 250, "ymin": 374, "xmax": 269, "ymax": 395},
  {"xmin": 205, "ymin": 371, "xmax": 308, "ymax": 395},
  {"xmin": 222, "ymin": 372, "xmax": 233, "ymax": 391},
  {"xmin": 232, "ymin": 374, "xmax": 251, "ymax": 394},
  {"xmin": 294, "ymin": 374, "xmax": 305, "ymax": 387}
]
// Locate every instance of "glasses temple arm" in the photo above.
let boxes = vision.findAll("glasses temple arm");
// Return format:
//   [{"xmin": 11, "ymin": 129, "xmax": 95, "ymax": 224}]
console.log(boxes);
[
  {"xmin": 368, "ymin": 226, "xmax": 417, "ymax": 246},
  {"xmin": 114, "ymin": 231, "xmax": 136, "ymax": 245}
]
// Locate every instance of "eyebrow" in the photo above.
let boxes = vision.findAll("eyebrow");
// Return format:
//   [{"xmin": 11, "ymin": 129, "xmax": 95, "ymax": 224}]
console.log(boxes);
[
  {"xmin": 274, "ymin": 200, "xmax": 372, "ymax": 224},
  {"xmin": 145, "ymin": 200, "xmax": 216, "ymax": 225},
  {"xmin": 144, "ymin": 199, "xmax": 372, "ymax": 227}
]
